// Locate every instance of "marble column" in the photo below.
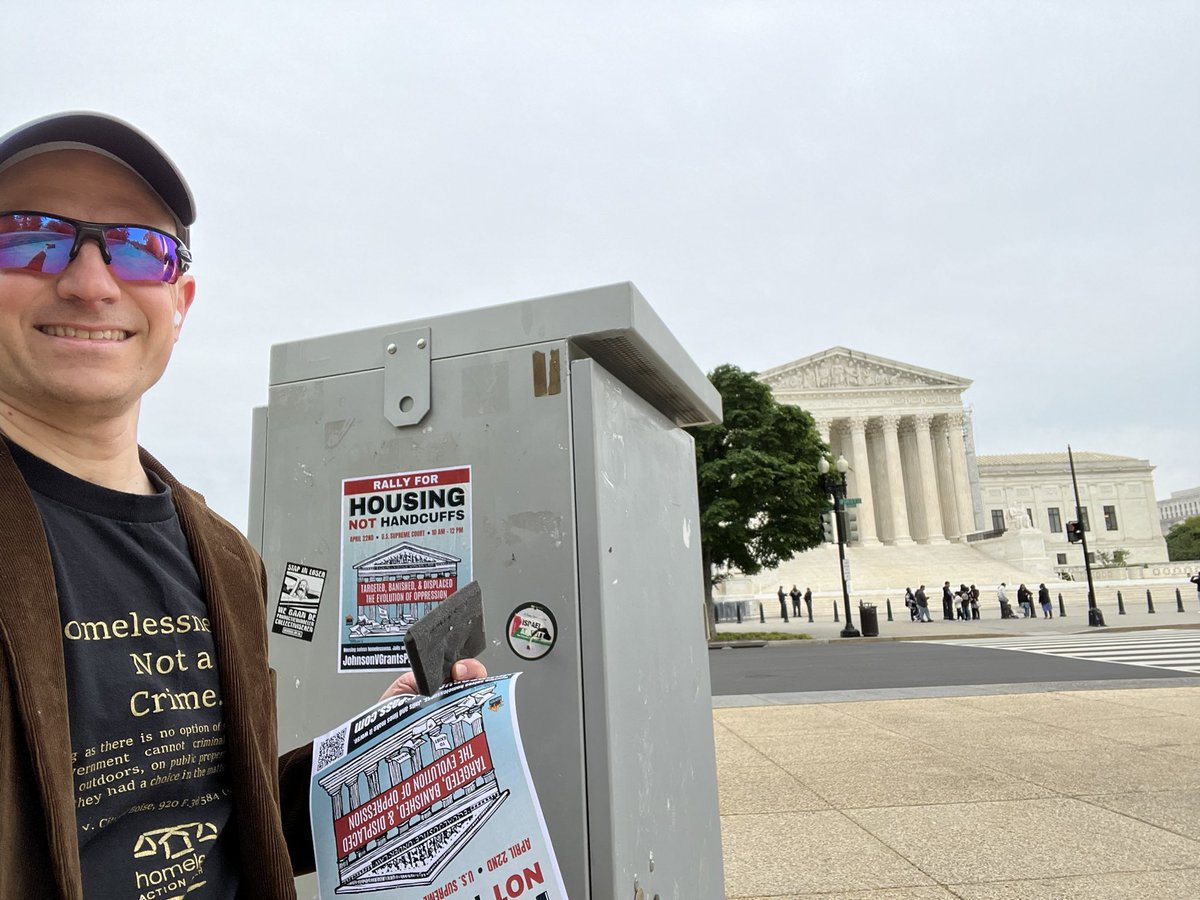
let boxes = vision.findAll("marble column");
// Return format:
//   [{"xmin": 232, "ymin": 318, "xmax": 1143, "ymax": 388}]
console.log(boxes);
[
  {"xmin": 945, "ymin": 412, "xmax": 976, "ymax": 537},
  {"xmin": 879, "ymin": 414, "xmax": 913, "ymax": 545},
  {"xmin": 931, "ymin": 418, "xmax": 961, "ymax": 540},
  {"xmin": 846, "ymin": 416, "xmax": 878, "ymax": 545},
  {"xmin": 814, "ymin": 416, "xmax": 832, "ymax": 446},
  {"xmin": 913, "ymin": 414, "xmax": 946, "ymax": 543}
]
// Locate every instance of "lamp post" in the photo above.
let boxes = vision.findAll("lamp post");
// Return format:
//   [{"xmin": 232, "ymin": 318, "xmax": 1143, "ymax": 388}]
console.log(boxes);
[{"xmin": 819, "ymin": 454, "xmax": 859, "ymax": 638}]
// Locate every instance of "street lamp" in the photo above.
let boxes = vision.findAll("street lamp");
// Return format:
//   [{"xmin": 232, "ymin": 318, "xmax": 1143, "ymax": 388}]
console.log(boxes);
[{"xmin": 818, "ymin": 454, "xmax": 859, "ymax": 638}]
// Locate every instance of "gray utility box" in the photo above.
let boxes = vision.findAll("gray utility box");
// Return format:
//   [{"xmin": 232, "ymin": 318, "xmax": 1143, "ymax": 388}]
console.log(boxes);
[{"xmin": 248, "ymin": 282, "xmax": 725, "ymax": 899}]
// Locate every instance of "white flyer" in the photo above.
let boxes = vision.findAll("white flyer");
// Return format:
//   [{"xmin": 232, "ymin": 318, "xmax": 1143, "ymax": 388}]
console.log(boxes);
[{"xmin": 309, "ymin": 674, "xmax": 567, "ymax": 900}]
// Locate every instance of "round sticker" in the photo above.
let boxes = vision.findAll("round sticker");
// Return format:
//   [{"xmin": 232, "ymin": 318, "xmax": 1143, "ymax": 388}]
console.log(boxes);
[{"xmin": 506, "ymin": 603, "xmax": 557, "ymax": 660}]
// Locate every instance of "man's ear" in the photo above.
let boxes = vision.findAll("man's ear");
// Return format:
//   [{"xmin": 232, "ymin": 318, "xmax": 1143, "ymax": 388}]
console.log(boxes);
[{"xmin": 172, "ymin": 274, "xmax": 196, "ymax": 339}]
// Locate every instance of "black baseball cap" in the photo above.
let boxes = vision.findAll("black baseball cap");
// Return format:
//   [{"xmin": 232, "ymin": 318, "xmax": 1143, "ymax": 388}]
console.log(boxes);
[{"xmin": 0, "ymin": 111, "xmax": 195, "ymax": 245}]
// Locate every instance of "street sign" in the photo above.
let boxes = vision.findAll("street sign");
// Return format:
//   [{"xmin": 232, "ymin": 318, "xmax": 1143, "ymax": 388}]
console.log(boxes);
[
  {"xmin": 843, "ymin": 497, "xmax": 862, "ymax": 507},
  {"xmin": 841, "ymin": 558, "xmax": 851, "ymax": 580}
]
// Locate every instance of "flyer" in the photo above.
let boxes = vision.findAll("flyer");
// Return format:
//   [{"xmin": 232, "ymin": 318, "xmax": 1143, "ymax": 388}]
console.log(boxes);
[
  {"xmin": 309, "ymin": 674, "xmax": 566, "ymax": 900},
  {"xmin": 272, "ymin": 561, "xmax": 326, "ymax": 642},
  {"xmin": 339, "ymin": 466, "xmax": 473, "ymax": 672}
]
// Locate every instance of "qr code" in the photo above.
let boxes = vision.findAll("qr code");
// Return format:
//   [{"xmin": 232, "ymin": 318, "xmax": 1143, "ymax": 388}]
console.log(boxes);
[{"xmin": 315, "ymin": 728, "xmax": 348, "ymax": 770}]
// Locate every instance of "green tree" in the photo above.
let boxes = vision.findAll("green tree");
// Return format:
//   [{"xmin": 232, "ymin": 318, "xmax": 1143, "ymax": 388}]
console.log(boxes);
[
  {"xmin": 686, "ymin": 364, "xmax": 828, "ymax": 631},
  {"xmin": 1166, "ymin": 517, "xmax": 1200, "ymax": 561}
]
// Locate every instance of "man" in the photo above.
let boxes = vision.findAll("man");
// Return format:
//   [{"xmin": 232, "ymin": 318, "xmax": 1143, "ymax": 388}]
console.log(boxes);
[
  {"xmin": 803, "ymin": 586, "xmax": 812, "ymax": 620},
  {"xmin": 941, "ymin": 580, "xmax": 954, "ymax": 620},
  {"xmin": 0, "ymin": 112, "xmax": 482, "ymax": 898},
  {"xmin": 1191, "ymin": 571, "xmax": 1200, "ymax": 607},
  {"xmin": 789, "ymin": 584, "xmax": 802, "ymax": 618},
  {"xmin": 777, "ymin": 585, "xmax": 789, "ymax": 622},
  {"xmin": 914, "ymin": 584, "xmax": 931, "ymax": 622},
  {"xmin": 997, "ymin": 582, "xmax": 1012, "ymax": 617}
]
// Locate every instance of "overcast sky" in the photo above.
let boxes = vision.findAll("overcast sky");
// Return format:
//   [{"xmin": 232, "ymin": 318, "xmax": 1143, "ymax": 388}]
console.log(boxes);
[{"xmin": 7, "ymin": 1, "xmax": 1197, "ymax": 527}]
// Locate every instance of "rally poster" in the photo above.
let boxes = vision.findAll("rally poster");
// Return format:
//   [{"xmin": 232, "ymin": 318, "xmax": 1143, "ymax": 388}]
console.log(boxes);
[
  {"xmin": 309, "ymin": 674, "xmax": 567, "ymax": 900},
  {"xmin": 339, "ymin": 466, "xmax": 472, "ymax": 673}
]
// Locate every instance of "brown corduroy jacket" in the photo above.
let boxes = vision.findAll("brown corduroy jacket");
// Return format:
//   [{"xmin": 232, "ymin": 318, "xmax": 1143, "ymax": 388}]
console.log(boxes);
[{"xmin": 0, "ymin": 441, "xmax": 314, "ymax": 898}]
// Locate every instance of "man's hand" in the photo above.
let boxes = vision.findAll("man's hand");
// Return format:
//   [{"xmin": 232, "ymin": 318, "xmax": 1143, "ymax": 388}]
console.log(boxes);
[{"xmin": 379, "ymin": 659, "xmax": 488, "ymax": 700}]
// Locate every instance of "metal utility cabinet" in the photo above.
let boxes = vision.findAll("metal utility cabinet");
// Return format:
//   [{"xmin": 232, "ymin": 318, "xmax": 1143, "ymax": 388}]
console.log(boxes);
[{"xmin": 248, "ymin": 283, "xmax": 725, "ymax": 899}]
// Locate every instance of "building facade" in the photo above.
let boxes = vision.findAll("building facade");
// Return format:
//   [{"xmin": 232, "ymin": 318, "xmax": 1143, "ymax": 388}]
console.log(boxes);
[
  {"xmin": 757, "ymin": 347, "xmax": 1169, "ymax": 577},
  {"xmin": 1160, "ymin": 486, "xmax": 1200, "ymax": 535},
  {"xmin": 977, "ymin": 453, "xmax": 1168, "ymax": 568},
  {"xmin": 759, "ymin": 347, "xmax": 983, "ymax": 545}
]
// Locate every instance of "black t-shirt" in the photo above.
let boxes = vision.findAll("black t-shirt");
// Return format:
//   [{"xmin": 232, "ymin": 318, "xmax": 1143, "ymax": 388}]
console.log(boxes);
[{"xmin": 8, "ymin": 440, "xmax": 239, "ymax": 898}]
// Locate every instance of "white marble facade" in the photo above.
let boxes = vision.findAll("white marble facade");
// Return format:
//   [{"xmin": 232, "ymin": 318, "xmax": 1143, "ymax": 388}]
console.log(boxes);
[{"xmin": 759, "ymin": 347, "xmax": 980, "ymax": 545}]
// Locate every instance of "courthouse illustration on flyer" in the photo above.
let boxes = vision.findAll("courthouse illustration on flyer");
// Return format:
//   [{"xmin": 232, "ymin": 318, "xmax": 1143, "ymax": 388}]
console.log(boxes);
[
  {"xmin": 339, "ymin": 466, "xmax": 473, "ymax": 672},
  {"xmin": 309, "ymin": 674, "xmax": 566, "ymax": 900}
]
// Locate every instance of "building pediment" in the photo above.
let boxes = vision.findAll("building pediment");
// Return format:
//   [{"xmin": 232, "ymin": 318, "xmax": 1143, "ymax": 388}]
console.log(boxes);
[
  {"xmin": 759, "ymin": 347, "xmax": 971, "ymax": 393},
  {"xmin": 354, "ymin": 542, "xmax": 461, "ymax": 573}
]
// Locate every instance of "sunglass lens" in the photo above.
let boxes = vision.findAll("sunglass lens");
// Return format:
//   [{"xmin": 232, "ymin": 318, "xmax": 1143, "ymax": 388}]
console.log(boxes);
[
  {"xmin": 104, "ymin": 226, "xmax": 182, "ymax": 283},
  {"xmin": 0, "ymin": 214, "xmax": 75, "ymax": 274}
]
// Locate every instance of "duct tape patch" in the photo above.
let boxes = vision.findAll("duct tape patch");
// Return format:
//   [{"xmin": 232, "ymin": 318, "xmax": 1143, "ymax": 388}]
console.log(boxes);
[{"xmin": 506, "ymin": 603, "xmax": 557, "ymax": 660}]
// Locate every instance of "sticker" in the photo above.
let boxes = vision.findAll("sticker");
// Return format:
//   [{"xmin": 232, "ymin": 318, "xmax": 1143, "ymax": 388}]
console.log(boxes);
[
  {"xmin": 272, "ymin": 562, "xmax": 326, "ymax": 642},
  {"xmin": 339, "ymin": 466, "xmax": 473, "ymax": 673},
  {"xmin": 506, "ymin": 603, "xmax": 557, "ymax": 660},
  {"xmin": 309, "ymin": 674, "xmax": 566, "ymax": 899}
]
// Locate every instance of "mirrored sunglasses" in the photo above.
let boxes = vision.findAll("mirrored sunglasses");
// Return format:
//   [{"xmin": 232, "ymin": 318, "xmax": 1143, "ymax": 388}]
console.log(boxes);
[{"xmin": 0, "ymin": 210, "xmax": 190, "ymax": 284}]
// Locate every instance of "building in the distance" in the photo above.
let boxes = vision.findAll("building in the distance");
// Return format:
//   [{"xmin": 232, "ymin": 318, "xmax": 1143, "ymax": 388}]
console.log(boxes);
[
  {"xmin": 977, "ymin": 453, "xmax": 1167, "ymax": 569},
  {"xmin": 1159, "ymin": 487, "xmax": 1200, "ymax": 535},
  {"xmin": 750, "ymin": 347, "xmax": 1168, "ymax": 588}
]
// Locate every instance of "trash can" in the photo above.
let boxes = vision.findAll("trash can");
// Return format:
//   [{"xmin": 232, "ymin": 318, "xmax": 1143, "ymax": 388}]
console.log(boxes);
[{"xmin": 859, "ymin": 602, "xmax": 879, "ymax": 637}]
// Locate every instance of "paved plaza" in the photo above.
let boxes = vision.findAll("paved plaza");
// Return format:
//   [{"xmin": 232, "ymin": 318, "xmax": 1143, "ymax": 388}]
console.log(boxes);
[{"xmin": 714, "ymin": 684, "xmax": 1200, "ymax": 898}]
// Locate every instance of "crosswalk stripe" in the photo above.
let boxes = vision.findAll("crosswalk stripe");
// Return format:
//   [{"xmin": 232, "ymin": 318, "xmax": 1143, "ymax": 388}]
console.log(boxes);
[{"xmin": 939, "ymin": 629, "xmax": 1200, "ymax": 675}]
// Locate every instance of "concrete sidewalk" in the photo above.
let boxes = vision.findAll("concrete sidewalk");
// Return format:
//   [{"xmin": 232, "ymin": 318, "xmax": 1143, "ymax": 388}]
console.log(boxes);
[
  {"xmin": 714, "ymin": 593, "xmax": 1200, "ymax": 642},
  {"xmin": 714, "ymin": 684, "xmax": 1200, "ymax": 898}
]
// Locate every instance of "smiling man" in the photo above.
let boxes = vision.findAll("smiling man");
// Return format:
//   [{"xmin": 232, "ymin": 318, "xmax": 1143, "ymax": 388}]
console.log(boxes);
[{"xmin": 0, "ymin": 113, "xmax": 482, "ymax": 899}]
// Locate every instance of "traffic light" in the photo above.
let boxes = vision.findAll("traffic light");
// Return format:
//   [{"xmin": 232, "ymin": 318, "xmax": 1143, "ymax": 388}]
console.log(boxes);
[
  {"xmin": 844, "ymin": 509, "xmax": 859, "ymax": 543},
  {"xmin": 1066, "ymin": 521, "xmax": 1083, "ymax": 543},
  {"xmin": 821, "ymin": 511, "xmax": 836, "ymax": 543}
]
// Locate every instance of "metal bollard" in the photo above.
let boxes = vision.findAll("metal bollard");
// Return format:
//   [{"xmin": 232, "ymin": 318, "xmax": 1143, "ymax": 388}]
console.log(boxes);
[
  {"xmin": 736, "ymin": 603, "xmax": 743, "ymax": 624},
  {"xmin": 1059, "ymin": 594, "xmax": 1066, "ymax": 617},
  {"xmin": 759, "ymin": 602, "xmax": 765, "ymax": 625},
  {"xmin": 1147, "ymin": 589, "xmax": 1155, "ymax": 614},
  {"xmin": 833, "ymin": 602, "xmax": 839, "ymax": 623},
  {"xmin": 807, "ymin": 602, "xmax": 814, "ymax": 624},
  {"xmin": 886, "ymin": 598, "xmax": 894, "ymax": 621},
  {"xmin": 1178, "ymin": 589, "xmax": 1185, "ymax": 613},
  {"xmin": 782, "ymin": 605, "xmax": 788, "ymax": 624},
  {"xmin": 1117, "ymin": 590, "xmax": 1126, "ymax": 615}
]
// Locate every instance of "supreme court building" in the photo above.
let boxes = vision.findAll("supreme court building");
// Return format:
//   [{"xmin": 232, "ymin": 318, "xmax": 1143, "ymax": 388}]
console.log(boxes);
[
  {"xmin": 757, "ymin": 348, "xmax": 1168, "ymax": 570},
  {"xmin": 760, "ymin": 347, "xmax": 982, "ymax": 546}
]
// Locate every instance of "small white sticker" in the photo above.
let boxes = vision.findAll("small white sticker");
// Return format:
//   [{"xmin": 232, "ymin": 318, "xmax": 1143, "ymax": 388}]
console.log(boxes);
[{"xmin": 506, "ymin": 603, "xmax": 557, "ymax": 660}]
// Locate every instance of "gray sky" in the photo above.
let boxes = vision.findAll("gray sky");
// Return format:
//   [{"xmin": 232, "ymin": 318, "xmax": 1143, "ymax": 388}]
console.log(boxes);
[{"xmin": 7, "ymin": 1, "xmax": 1197, "ymax": 527}]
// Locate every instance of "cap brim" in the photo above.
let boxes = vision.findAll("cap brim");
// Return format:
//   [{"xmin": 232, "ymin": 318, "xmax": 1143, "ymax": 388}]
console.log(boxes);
[{"xmin": 0, "ymin": 111, "xmax": 194, "ymax": 243}]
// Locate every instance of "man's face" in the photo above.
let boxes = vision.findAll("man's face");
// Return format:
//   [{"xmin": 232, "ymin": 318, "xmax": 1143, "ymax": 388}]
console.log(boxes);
[{"xmin": 0, "ymin": 149, "xmax": 194, "ymax": 424}]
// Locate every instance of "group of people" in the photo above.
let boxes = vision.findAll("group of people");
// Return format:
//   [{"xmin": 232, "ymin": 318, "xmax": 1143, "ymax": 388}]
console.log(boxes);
[
  {"xmin": 777, "ymin": 584, "xmax": 813, "ymax": 621},
  {"xmin": 905, "ymin": 581, "xmax": 1056, "ymax": 621}
]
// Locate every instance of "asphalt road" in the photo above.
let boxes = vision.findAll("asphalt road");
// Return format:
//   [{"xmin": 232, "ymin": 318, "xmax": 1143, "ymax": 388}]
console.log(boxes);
[{"xmin": 708, "ymin": 639, "xmax": 1189, "ymax": 697}]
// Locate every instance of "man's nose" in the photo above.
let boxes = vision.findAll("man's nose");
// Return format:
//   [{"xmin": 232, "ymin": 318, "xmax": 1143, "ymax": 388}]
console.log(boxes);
[{"xmin": 56, "ymin": 239, "xmax": 120, "ymax": 303}]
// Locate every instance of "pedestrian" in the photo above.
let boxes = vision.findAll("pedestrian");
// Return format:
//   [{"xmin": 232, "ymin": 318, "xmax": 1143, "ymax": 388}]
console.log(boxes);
[
  {"xmin": 778, "ymin": 585, "xmax": 789, "ymax": 622},
  {"xmin": 1038, "ymin": 583, "xmax": 1053, "ymax": 618},
  {"xmin": 905, "ymin": 586, "xmax": 918, "ymax": 621},
  {"xmin": 942, "ymin": 581, "xmax": 954, "ymax": 620},
  {"xmin": 969, "ymin": 584, "xmax": 980, "ymax": 620},
  {"xmin": 0, "ymin": 111, "xmax": 486, "ymax": 896},
  {"xmin": 915, "ymin": 584, "xmax": 932, "ymax": 622},
  {"xmin": 790, "ymin": 584, "xmax": 802, "ymax": 618},
  {"xmin": 803, "ymin": 586, "xmax": 813, "ymax": 619},
  {"xmin": 1016, "ymin": 583, "xmax": 1033, "ymax": 618},
  {"xmin": 1191, "ymin": 571, "xmax": 1200, "ymax": 607},
  {"xmin": 959, "ymin": 584, "xmax": 971, "ymax": 621}
]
